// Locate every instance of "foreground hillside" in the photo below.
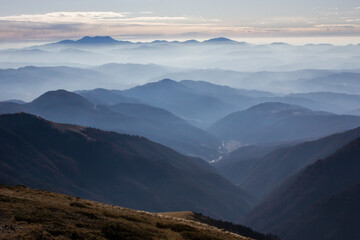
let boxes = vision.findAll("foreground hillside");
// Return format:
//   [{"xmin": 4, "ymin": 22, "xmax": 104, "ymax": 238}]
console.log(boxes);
[
  {"xmin": 0, "ymin": 113, "xmax": 251, "ymax": 222},
  {"xmin": 0, "ymin": 185, "xmax": 251, "ymax": 240},
  {"xmin": 160, "ymin": 212, "xmax": 279, "ymax": 240}
]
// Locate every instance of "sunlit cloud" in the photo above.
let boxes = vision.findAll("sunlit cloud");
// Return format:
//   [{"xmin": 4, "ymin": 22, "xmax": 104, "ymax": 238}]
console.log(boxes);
[
  {"xmin": 0, "ymin": 12, "xmax": 127, "ymax": 23},
  {"xmin": 0, "ymin": 11, "xmax": 194, "ymax": 24},
  {"xmin": 0, "ymin": 11, "xmax": 359, "ymax": 41}
]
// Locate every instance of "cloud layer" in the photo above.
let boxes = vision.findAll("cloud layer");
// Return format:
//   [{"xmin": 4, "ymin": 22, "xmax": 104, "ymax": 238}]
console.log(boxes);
[{"xmin": 0, "ymin": 11, "xmax": 359, "ymax": 41}]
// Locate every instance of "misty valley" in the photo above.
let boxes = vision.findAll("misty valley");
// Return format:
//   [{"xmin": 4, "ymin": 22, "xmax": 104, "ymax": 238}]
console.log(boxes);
[{"xmin": 1, "ymin": 35, "xmax": 360, "ymax": 240}]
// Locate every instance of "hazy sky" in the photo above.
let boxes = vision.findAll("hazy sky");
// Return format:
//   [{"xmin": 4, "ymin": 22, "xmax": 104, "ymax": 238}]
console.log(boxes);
[{"xmin": 0, "ymin": 0, "xmax": 359, "ymax": 43}]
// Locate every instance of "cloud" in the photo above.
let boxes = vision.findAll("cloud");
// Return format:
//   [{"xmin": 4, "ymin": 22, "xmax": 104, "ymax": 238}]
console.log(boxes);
[
  {"xmin": 0, "ymin": 11, "xmax": 359, "ymax": 41},
  {"xmin": 0, "ymin": 12, "xmax": 127, "ymax": 23},
  {"xmin": 0, "ymin": 11, "xmax": 193, "ymax": 24},
  {"xmin": 314, "ymin": 24, "xmax": 358, "ymax": 29},
  {"xmin": 346, "ymin": 19, "xmax": 360, "ymax": 22}
]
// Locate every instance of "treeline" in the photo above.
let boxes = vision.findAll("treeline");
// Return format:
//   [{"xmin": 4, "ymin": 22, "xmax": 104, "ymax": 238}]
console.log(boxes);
[{"xmin": 193, "ymin": 212, "xmax": 280, "ymax": 240}]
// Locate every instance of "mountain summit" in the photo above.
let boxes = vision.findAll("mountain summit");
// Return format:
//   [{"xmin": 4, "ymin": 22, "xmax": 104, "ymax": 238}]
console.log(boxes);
[
  {"xmin": 30, "ymin": 89, "xmax": 94, "ymax": 108},
  {"xmin": 56, "ymin": 36, "xmax": 129, "ymax": 45},
  {"xmin": 203, "ymin": 37, "xmax": 237, "ymax": 44}
]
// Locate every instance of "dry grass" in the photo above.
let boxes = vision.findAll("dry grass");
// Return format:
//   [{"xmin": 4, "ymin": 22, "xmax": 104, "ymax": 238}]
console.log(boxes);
[{"xmin": 0, "ymin": 185, "xmax": 251, "ymax": 240}]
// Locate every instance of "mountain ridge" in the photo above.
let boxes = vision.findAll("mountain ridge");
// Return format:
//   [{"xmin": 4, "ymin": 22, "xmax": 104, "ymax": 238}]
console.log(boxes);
[
  {"xmin": 0, "ymin": 112, "xmax": 253, "ymax": 222},
  {"xmin": 243, "ymin": 136, "xmax": 360, "ymax": 240},
  {"xmin": 209, "ymin": 102, "xmax": 360, "ymax": 145},
  {"xmin": 54, "ymin": 36, "xmax": 243, "ymax": 45},
  {"xmin": 213, "ymin": 126, "xmax": 360, "ymax": 199},
  {"xmin": 0, "ymin": 90, "xmax": 222, "ymax": 160}
]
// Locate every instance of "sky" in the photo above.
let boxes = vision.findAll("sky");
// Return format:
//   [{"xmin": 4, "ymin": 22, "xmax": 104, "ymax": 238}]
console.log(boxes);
[{"xmin": 0, "ymin": 0, "xmax": 359, "ymax": 44}]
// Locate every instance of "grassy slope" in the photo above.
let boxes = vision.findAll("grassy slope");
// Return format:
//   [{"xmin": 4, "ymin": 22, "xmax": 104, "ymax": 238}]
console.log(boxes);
[
  {"xmin": 0, "ymin": 185, "xmax": 250, "ymax": 240},
  {"xmin": 160, "ymin": 212, "xmax": 280, "ymax": 240}
]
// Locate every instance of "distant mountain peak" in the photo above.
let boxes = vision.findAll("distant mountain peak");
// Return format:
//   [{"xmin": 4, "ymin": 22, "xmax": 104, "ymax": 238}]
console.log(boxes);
[
  {"xmin": 31, "ymin": 89, "xmax": 93, "ymax": 108},
  {"xmin": 77, "ymin": 36, "xmax": 118, "ymax": 44},
  {"xmin": 270, "ymin": 42, "xmax": 289, "ymax": 45},
  {"xmin": 158, "ymin": 78, "xmax": 178, "ymax": 84},
  {"xmin": 139, "ymin": 78, "xmax": 179, "ymax": 87},
  {"xmin": 56, "ymin": 36, "xmax": 130, "ymax": 45},
  {"xmin": 183, "ymin": 39, "xmax": 200, "ymax": 44},
  {"xmin": 56, "ymin": 39, "xmax": 74, "ymax": 44},
  {"xmin": 139, "ymin": 79, "xmax": 184, "ymax": 89},
  {"xmin": 203, "ymin": 37, "xmax": 237, "ymax": 43},
  {"xmin": 151, "ymin": 40, "xmax": 169, "ymax": 43},
  {"xmin": 246, "ymin": 102, "xmax": 307, "ymax": 112}
]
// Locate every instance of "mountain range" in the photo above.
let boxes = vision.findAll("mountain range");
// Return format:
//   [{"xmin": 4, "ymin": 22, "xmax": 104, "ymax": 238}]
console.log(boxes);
[
  {"xmin": 209, "ymin": 102, "xmax": 360, "ymax": 146},
  {"xmin": 55, "ymin": 36, "xmax": 242, "ymax": 46},
  {"xmin": 284, "ymin": 92, "xmax": 360, "ymax": 114},
  {"xmin": 76, "ymin": 88, "xmax": 141, "ymax": 105},
  {"xmin": 348, "ymin": 107, "xmax": 360, "ymax": 116},
  {"xmin": 3, "ymin": 80, "xmax": 360, "ymax": 160},
  {"xmin": 0, "ymin": 66, "xmax": 122, "ymax": 101},
  {"xmin": 2, "ymin": 35, "xmax": 360, "ymax": 74},
  {"xmin": 56, "ymin": 36, "xmax": 131, "ymax": 45},
  {"xmin": 122, "ymin": 79, "xmax": 237, "ymax": 127},
  {"xmin": 213, "ymin": 126, "xmax": 360, "ymax": 199},
  {"xmin": 294, "ymin": 72, "xmax": 360, "ymax": 95},
  {"xmin": 0, "ymin": 90, "xmax": 222, "ymax": 160},
  {"xmin": 1, "ymin": 62, "xmax": 360, "ymax": 116},
  {"xmin": 1, "ymin": 35, "xmax": 360, "ymax": 239},
  {"xmin": 2, "ymin": 64, "xmax": 360, "ymax": 116},
  {"xmin": 0, "ymin": 113, "xmax": 252, "ymax": 222}
]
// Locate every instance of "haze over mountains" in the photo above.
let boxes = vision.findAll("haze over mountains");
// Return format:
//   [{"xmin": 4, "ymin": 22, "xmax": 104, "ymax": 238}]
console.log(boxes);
[
  {"xmin": 2, "ymin": 36, "xmax": 359, "ymax": 72},
  {"xmin": 1, "ymin": 35, "xmax": 360, "ymax": 239},
  {"xmin": 209, "ymin": 102, "xmax": 360, "ymax": 146},
  {"xmin": 2, "ymin": 81, "xmax": 360, "ymax": 161},
  {"xmin": 1, "ymin": 36, "xmax": 360, "ymax": 101},
  {"xmin": 214, "ymin": 127, "xmax": 360, "ymax": 199},
  {"xmin": 122, "ymin": 79, "xmax": 237, "ymax": 127},
  {"xmin": 0, "ymin": 90, "xmax": 222, "ymax": 160},
  {"xmin": 0, "ymin": 64, "xmax": 176, "ymax": 101},
  {"xmin": 2, "ymin": 73, "xmax": 360, "ymax": 157},
  {"xmin": 2, "ymin": 64, "xmax": 360, "ymax": 116}
]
